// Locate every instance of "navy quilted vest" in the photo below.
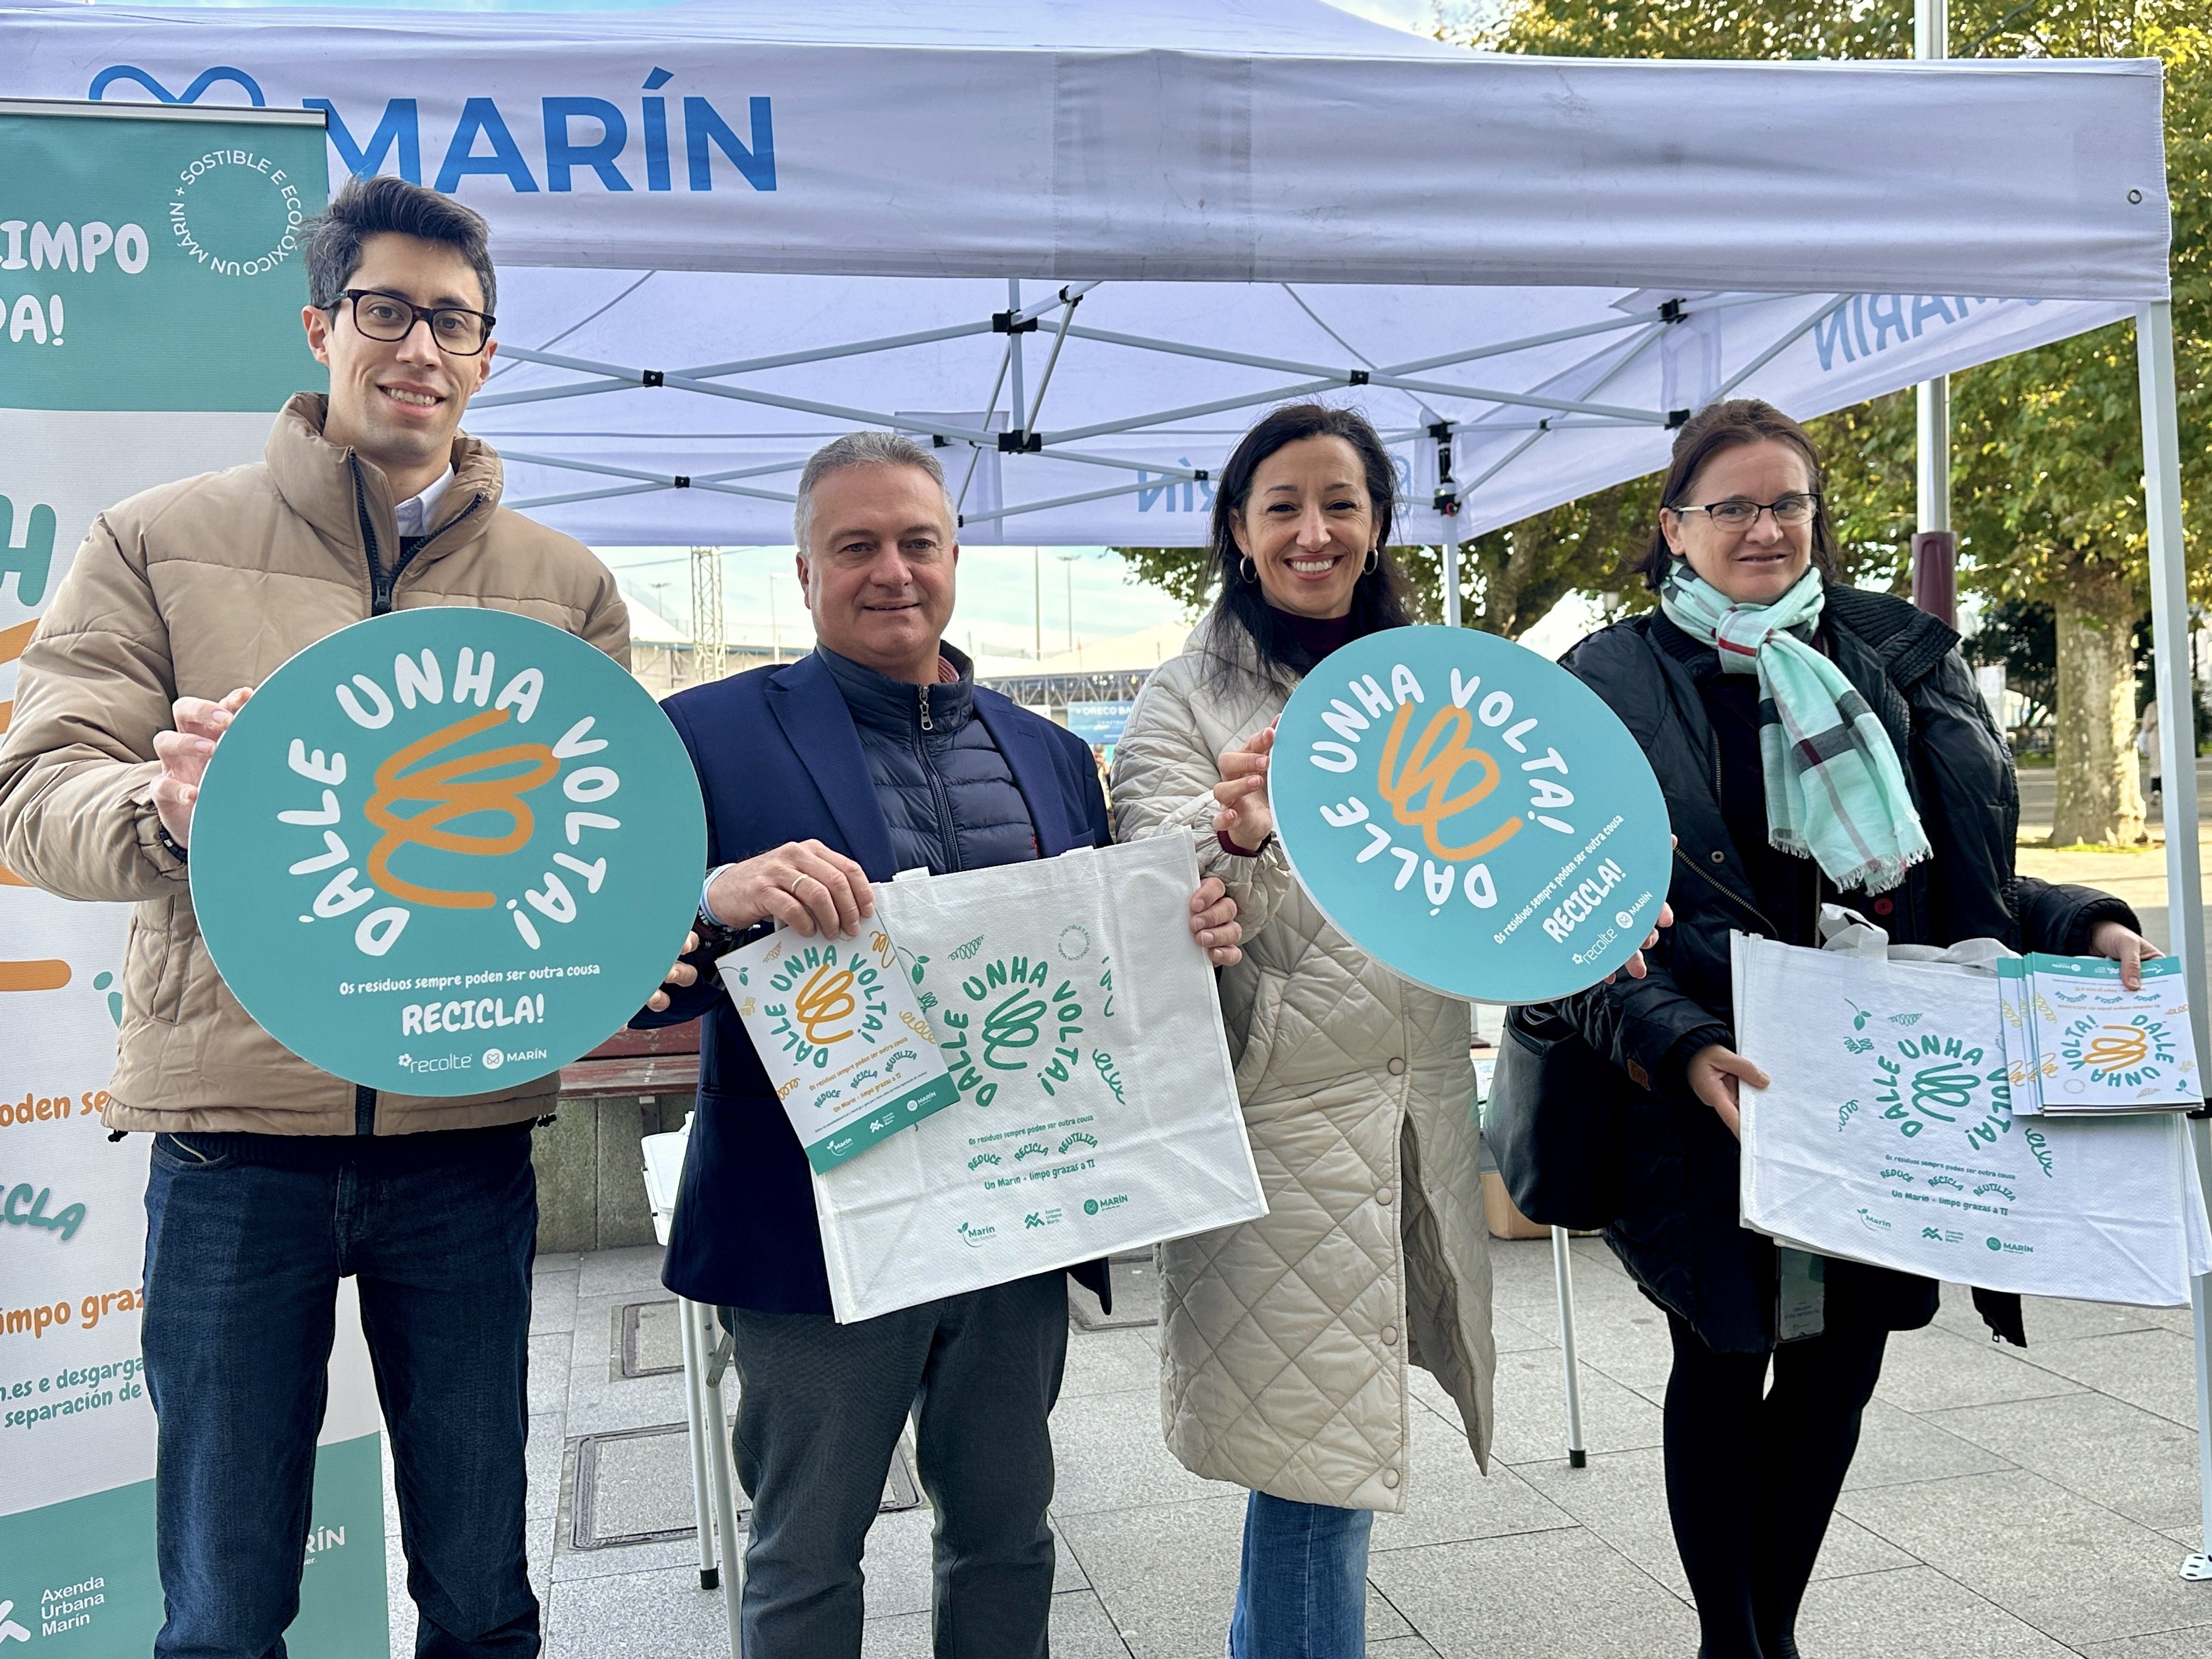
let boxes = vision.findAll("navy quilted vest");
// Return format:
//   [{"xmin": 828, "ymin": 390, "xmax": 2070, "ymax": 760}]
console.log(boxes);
[{"xmin": 816, "ymin": 645, "xmax": 1037, "ymax": 875}]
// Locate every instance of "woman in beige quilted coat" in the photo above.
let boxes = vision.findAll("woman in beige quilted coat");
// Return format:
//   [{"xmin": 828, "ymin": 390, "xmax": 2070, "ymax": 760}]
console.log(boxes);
[{"xmin": 1110, "ymin": 404, "xmax": 1497, "ymax": 1658}]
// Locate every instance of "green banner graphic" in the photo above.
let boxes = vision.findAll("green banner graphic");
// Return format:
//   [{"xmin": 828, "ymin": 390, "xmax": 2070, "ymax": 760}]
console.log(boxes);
[{"xmin": 3, "ymin": 101, "xmax": 388, "ymax": 1656}]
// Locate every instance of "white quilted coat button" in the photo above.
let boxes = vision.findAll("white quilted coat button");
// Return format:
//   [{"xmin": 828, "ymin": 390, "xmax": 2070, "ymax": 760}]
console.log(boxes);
[
  {"xmin": 1376, "ymin": 1187, "xmax": 1393, "ymax": 1206},
  {"xmin": 1383, "ymin": 1469, "xmax": 1401, "ymax": 1489},
  {"xmin": 1386, "ymin": 1057, "xmax": 1407, "ymax": 1076},
  {"xmin": 1382, "ymin": 1325, "xmax": 1398, "ymax": 1345}
]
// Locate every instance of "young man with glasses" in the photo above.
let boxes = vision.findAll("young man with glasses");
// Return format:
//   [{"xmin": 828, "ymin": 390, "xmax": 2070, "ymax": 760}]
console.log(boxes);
[{"xmin": 0, "ymin": 174, "xmax": 625, "ymax": 1657}]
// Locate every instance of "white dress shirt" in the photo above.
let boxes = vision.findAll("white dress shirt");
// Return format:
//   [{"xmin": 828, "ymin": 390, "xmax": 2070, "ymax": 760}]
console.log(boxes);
[{"xmin": 393, "ymin": 464, "xmax": 455, "ymax": 539}]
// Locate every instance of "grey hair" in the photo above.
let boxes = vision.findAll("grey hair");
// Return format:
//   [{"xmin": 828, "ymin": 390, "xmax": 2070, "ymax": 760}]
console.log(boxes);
[{"xmin": 792, "ymin": 431, "xmax": 952, "ymax": 555}]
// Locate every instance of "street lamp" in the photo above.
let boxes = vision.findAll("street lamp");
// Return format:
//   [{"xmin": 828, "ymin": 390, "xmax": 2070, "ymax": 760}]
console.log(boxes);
[{"xmin": 1057, "ymin": 552, "xmax": 1079, "ymax": 653}]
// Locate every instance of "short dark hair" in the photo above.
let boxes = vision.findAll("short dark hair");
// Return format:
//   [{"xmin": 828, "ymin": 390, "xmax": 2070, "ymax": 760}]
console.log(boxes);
[
  {"xmin": 1640, "ymin": 398, "xmax": 1839, "ymax": 590},
  {"xmin": 302, "ymin": 175, "xmax": 496, "ymax": 318},
  {"xmin": 1205, "ymin": 403, "xmax": 1413, "ymax": 681}
]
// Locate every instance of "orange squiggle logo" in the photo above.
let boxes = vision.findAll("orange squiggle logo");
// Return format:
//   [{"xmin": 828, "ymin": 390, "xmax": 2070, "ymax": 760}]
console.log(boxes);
[
  {"xmin": 365, "ymin": 708, "xmax": 559, "ymax": 909},
  {"xmin": 2082, "ymin": 1024, "xmax": 2152, "ymax": 1071},
  {"xmin": 1376, "ymin": 702, "xmax": 1521, "ymax": 861},
  {"xmin": 795, "ymin": 964, "xmax": 859, "ymax": 1044}
]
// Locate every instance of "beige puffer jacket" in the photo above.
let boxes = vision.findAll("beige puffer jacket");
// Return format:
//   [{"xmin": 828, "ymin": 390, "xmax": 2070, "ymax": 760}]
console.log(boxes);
[
  {"xmin": 0, "ymin": 394, "xmax": 628, "ymax": 1136},
  {"xmin": 1112, "ymin": 620, "xmax": 1494, "ymax": 1511}
]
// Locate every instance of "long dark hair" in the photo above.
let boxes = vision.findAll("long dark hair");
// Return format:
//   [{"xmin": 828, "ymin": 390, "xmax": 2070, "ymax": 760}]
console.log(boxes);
[
  {"xmin": 1639, "ymin": 398, "xmax": 1842, "ymax": 591},
  {"xmin": 1206, "ymin": 403, "xmax": 1413, "ymax": 681}
]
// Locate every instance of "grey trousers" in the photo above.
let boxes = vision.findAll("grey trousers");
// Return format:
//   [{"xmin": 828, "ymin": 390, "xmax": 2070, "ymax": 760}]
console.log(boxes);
[{"xmin": 725, "ymin": 1271, "xmax": 1069, "ymax": 1659}]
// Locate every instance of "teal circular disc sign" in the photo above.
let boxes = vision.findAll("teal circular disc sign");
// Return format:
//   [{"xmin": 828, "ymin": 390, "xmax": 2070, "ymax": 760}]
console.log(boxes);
[
  {"xmin": 190, "ymin": 607, "xmax": 707, "ymax": 1094},
  {"xmin": 1269, "ymin": 626, "xmax": 1671, "ymax": 1003}
]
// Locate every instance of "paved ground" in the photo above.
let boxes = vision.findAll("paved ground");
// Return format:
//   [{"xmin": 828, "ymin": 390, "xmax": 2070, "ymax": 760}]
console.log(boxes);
[{"xmin": 380, "ymin": 1238, "xmax": 2212, "ymax": 1658}]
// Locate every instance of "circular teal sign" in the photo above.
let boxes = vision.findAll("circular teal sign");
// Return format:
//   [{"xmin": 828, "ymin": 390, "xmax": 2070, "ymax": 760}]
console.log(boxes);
[
  {"xmin": 1269, "ymin": 626, "xmax": 1671, "ymax": 1003},
  {"xmin": 191, "ymin": 608, "xmax": 706, "ymax": 1094}
]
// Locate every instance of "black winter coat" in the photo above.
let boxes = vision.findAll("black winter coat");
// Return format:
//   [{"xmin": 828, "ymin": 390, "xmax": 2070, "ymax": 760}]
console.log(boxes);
[{"xmin": 1557, "ymin": 585, "xmax": 2135, "ymax": 1353}]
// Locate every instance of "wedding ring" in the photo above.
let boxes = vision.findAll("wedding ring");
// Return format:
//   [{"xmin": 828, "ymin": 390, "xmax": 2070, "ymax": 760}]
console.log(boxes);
[{"xmin": 788, "ymin": 872, "xmax": 811, "ymax": 895}]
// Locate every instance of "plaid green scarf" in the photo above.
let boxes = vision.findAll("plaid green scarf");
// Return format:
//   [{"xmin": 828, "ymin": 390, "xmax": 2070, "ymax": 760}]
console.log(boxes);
[{"xmin": 1660, "ymin": 562, "xmax": 1931, "ymax": 895}]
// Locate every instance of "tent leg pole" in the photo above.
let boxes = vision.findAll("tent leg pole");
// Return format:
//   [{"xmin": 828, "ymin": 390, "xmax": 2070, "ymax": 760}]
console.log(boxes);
[
  {"xmin": 1550, "ymin": 1225, "xmax": 1587, "ymax": 1468},
  {"xmin": 2137, "ymin": 299, "xmax": 2212, "ymax": 1581},
  {"xmin": 1443, "ymin": 540, "xmax": 1462, "ymax": 629}
]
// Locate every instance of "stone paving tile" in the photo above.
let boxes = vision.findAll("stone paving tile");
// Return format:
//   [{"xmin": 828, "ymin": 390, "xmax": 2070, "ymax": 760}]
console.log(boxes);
[
  {"xmin": 1839, "ymin": 1398, "xmax": 2016, "ymax": 1492},
  {"xmin": 529, "ymin": 1265, "xmax": 580, "ymax": 1336},
  {"xmin": 1051, "ymin": 1385, "xmax": 1229, "ymax": 1516},
  {"xmin": 1559, "ymin": 1297, "xmax": 1677, "ymax": 1395},
  {"xmin": 1055, "ymin": 1492, "xmax": 1408, "ymax": 1659},
  {"xmin": 534, "ymin": 1250, "xmax": 584, "ymax": 1273},
  {"xmin": 1053, "ymin": 1492, "xmax": 1242, "ymax": 1657},
  {"xmin": 1488, "ymin": 1306, "xmax": 1557, "ymax": 1355},
  {"xmin": 1485, "ymin": 1342, "xmax": 1666, "ymax": 1466},
  {"xmin": 1518, "ymin": 1444, "xmax": 1915, "ymax": 1601},
  {"xmin": 576, "ymin": 1243, "xmax": 668, "ymax": 1300},
  {"xmin": 1064, "ymin": 1328, "xmax": 1159, "ymax": 1400},
  {"xmin": 1786, "ymin": 1564, "xmax": 2077, "ymax": 1658},
  {"xmin": 1873, "ymin": 1323, "xmax": 2087, "ymax": 1414},
  {"xmin": 527, "ymin": 1329, "xmax": 572, "ymax": 1417},
  {"xmin": 2009, "ymin": 1328, "xmax": 2205, "ymax": 1429},
  {"xmin": 545, "ymin": 1562, "xmax": 730, "ymax": 1658},
  {"xmin": 1923, "ymin": 1390, "xmax": 2204, "ymax": 1531},
  {"xmin": 861, "ymin": 1589, "xmax": 1133, "ymax": 1657},
  {"xmin": 1838, "ymin": 1468, "xmax": 2212, "ymax": 1649},
  {"xmin": 2075, "ymin": 1624, "xmax": 2212, "ymax": 1658},
  {"xmin": 526, "ymin": 1412, "xmax": 564, "ymax": 1522},
  {"xmin": 1365, "ymin": 1525, "xmax": 1700, "ymax": 1658},
  {"xmin": 1369, "ymin": 1401, "xmax": 1575, "ymax": 1552}
]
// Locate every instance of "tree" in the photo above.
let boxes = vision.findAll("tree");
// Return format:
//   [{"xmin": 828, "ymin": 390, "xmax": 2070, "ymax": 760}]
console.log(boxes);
[{"xmin": 1450, "ymin": 0, "xmax": 2209, "ymax": 845}]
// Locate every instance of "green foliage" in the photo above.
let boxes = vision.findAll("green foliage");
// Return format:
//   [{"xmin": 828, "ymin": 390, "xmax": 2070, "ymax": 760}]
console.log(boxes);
[{"xmin": 1963, "ymin": 599, "xmax": 2058, "ymax": 727}]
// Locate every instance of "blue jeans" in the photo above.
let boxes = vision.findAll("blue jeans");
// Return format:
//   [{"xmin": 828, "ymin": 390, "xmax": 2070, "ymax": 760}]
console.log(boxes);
[
  {"xmin": 1228, "ymin": 1490, "xmax": 1375, "ymax": 1659},
  {"xmin": 142, "ymin": 1126, "xmax": 540, "ymax": 1659}
]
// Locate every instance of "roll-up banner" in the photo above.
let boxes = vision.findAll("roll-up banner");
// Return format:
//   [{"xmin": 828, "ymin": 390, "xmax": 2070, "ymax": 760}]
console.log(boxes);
[{"xmin": 0, "ymin": 99, "xmax": 388, "ymax": 1654}]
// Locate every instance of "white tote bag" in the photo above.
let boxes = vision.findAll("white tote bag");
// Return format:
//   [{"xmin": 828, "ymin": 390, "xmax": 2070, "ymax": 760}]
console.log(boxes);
[
  {"xmin": 811, "ymin": 834, "xmax": 1266, "ymax": 1322},
  {"xmin": 1734, "ymin": 933, "xmax": 2212, "ymax": 1306}
]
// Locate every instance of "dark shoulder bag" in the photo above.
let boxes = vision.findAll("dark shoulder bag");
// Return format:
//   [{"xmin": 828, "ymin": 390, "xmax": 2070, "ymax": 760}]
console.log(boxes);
[{"xmin": 1485, "ymin": 1002, "xmax": 1627, "ymax": 1232}]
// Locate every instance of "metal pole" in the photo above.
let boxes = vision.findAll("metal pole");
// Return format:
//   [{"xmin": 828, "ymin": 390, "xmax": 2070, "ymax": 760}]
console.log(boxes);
[
  {"xmin": 1910, "ymin": 0, "xmax": 1957, "ymax": 628},
  {"xmin": 1550, "ymin": 1226, "xmax": 1588, "ymax": 1468},
  {"xmin": 1034, "ymin": 546, "xmax": 1042, "ymax": 662},
  {"xmin": 2137, "ymin": 299, "xmax": 2212, "ymax": 1579},
  {"xmin": 694, "ymin": 1297, "xmax": 747, "ymax": 1651},
  {"xmin": 1443, "ymin": 542, "xmax": 1463, "ymax": 629},
  {"xmin": 678, "ymin": 1296, "xmax": 720, "ymax": 1590}
]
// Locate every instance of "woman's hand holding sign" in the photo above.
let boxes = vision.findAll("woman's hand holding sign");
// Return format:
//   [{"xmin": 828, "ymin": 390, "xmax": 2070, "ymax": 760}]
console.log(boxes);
[
  {"xmin": 151, "ymin": 686, "xmax": 253, "ymax": 847},
  {"xmin": 1212, "ymin": 723, "xmax": 1277, "ymax": 853}
]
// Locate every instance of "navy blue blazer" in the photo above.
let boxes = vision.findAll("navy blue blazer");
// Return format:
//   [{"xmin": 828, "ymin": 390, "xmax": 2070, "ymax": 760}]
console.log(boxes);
[{"xmin": 641, "ymin": 651, "xmax": 1115, "ymax": 1314}]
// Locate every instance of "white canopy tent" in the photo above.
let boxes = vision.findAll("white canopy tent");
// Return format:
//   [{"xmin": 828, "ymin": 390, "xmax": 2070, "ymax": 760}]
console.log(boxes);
[{"xmin": 9, "ymin": 0, "xmax": 2207, "ymax": 1584}]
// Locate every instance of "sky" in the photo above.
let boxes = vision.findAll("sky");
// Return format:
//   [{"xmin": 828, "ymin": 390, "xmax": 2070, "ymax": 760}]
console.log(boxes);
[{"xmin": 92, "ymin": 0, "xmax": 1455, "ymax": 655}]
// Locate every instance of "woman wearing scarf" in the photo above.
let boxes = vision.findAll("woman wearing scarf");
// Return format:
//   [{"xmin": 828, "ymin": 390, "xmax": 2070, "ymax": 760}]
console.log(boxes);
[{"xmin": 1556, "ymin": 399, "xmax": 2153, "ymax": 1659}]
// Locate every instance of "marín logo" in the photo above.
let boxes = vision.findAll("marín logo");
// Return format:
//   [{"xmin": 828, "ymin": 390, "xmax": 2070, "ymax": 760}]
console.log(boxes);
[
  {"xmin": 481, "ymin": 1047, "xmax": 504, "ymax": 1070},
  {"xmin": 91, "ymin": 65, "xmax": 778, "ymax": 196},
  {"xmin": 0, "ymin": 1598, "xmax": 29, "ymax": 1643}
]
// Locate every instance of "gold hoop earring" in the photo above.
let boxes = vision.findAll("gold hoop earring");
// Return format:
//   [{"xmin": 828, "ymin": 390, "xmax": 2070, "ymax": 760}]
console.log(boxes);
[
  {"xmin": 1363, "ymin": 547, "xmax": 1380, "ymax": 575},
  {"xmin": 1239, "ymin": 556, "xmax": 1258, "ymax": 584}
]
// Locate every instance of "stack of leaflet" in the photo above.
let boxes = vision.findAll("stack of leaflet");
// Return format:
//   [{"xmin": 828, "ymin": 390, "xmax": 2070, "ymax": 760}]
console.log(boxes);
[{"xmin": 1998, "ymin": 954, "xmax": 2204, "ymax": 1116}]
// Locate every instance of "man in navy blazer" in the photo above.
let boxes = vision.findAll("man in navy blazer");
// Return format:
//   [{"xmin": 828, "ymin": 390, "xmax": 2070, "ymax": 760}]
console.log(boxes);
[{"xmin": 636, "ymin": 432, "xmax": 1243, "ymax": 1658}]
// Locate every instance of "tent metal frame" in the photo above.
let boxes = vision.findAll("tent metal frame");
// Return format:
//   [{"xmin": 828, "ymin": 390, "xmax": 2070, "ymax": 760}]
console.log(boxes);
[{"xmin": 477, "ymin": 278, "xmax": 1699, "ymax": 527}]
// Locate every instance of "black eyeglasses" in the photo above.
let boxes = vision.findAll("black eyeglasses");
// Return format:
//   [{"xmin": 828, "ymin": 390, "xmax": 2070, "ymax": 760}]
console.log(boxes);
[
  {"xmin": 326, "ymin": 289, "xmax": 495, "ymax": 356},
  {"xmin": 1667, "ymin": 492, "xmax": 1821, "ymax": 529}
]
